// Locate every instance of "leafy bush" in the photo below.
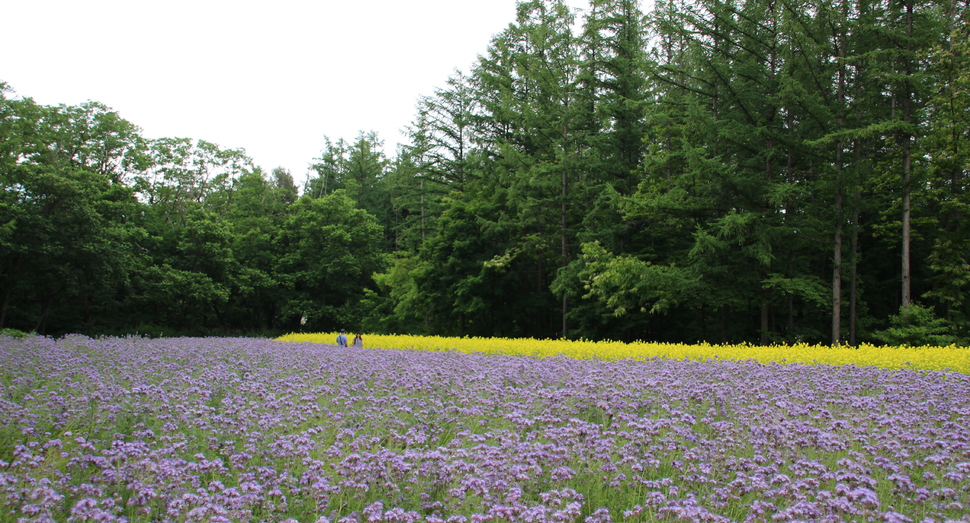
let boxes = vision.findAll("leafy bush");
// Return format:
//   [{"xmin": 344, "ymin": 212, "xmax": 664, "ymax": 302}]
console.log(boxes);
[
  {"xmin": 0, "ymin": 328, "xmax": 30, "ymax": 338},
  {"xmin": 872, "ymin": 303, "xmax": 959, "ymax": 347}
]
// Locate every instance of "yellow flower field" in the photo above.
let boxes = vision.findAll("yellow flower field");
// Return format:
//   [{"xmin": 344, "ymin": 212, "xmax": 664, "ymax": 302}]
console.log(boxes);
[{"xmin": 277, "ymin": 332, "xmax": 970, "ymax": 374}]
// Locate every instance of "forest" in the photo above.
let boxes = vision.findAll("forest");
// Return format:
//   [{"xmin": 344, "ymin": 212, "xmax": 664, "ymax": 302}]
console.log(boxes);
[{"xmin": 1, "ymin": 0, "xmax": 967, "ymax": 345}]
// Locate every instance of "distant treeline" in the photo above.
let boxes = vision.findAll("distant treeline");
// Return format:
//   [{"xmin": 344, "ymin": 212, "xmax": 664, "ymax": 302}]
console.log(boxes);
[{"xmin": 2, "ymin": 0, "xmax": 967, "ymax": 345}]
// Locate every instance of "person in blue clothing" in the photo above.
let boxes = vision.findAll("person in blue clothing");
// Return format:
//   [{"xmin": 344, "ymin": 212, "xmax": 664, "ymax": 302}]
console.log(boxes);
[{"xmin": 336, "ymin": 329, "xmax": 348, "ymax": 347}]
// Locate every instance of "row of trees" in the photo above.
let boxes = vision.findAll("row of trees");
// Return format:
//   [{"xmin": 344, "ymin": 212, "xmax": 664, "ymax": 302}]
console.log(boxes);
[
  {"xmin": 3, "ymin": 0, "xmax": 967, "ymax": 345},
  {"xmin": 0, "ymin": 91, "xmax": 387, "ymax": 336}
]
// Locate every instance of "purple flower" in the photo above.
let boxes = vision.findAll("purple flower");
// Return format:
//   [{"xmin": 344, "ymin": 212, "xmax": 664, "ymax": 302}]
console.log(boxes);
[{"xmin": 3, "ymin": 334, "xmax": 970, "ymax": 521}]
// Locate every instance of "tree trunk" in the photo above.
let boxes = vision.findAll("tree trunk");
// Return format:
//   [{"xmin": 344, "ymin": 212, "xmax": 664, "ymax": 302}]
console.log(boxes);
[
  {"xmin": 0, "ymin": 283, "xmax": 13, "ymax": 329},
  {"xmin": 850, "ymin": 197, "xmax": 860, "ymax": 346},
  {"xmin": 0, "ymin": 253, "xmax": 23, "ymax": 329},
  {"xmin": 34, "ymin": 291, "xmax": 58, "ymax": 334},
  {"xmin": 720, "ymin": 304, "xmax": 729, "ymax": 343},
  {"xmin": 901, "ymin": 138, "xmax": 912, "ymax": 309},
  {"xmin": 900, "ymin": 1, "xmax": 914, "ymax": 310},
  {"xmin": 761, "ymin": 297, "xmax": 769, "ymax": 345},
  {"xmin": 850, "ymin": 37, "xmax": 866, "ymax": 346},
  {"xmin": 833, "ymin": 185, "xmax": 843, "ymax": 345},
  {"xmin": 561, "ymin": 166, "xmax": 568, "ymax": 339},
  {"xmin": 832, "ymin": 18, "xmax": 848, "ymax": 345}
]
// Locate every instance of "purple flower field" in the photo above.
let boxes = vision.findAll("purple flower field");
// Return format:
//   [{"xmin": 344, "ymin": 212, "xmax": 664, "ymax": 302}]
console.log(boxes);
[{"xmin": 1, "ymin": 335, "xmax": 969, "ymax": 523}]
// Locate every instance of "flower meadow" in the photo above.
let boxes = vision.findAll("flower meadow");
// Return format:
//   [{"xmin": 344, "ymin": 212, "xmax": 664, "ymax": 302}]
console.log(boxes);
[
  {"xmin": 0, "ymin": 334, "xmax": 968, "ymax": 523},
  {"xmin": 278, "ymin": 333, "xmax": 970, "ymax": 375}
]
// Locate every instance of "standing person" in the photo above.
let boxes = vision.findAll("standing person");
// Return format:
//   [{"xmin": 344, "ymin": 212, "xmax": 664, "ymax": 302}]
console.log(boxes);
[
  {"xmin": 352, "ymin": 333, "xmax": 363, "ymax": 348},
  {"xmin": 336, "ymin": 329, "xmax": 348, "ymax": 347}
]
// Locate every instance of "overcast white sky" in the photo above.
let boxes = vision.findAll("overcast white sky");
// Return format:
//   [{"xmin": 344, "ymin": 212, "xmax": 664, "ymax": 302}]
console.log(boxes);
[{"xmin": 3, "ymin": 0, "xmax": 590, "ymax": 185}]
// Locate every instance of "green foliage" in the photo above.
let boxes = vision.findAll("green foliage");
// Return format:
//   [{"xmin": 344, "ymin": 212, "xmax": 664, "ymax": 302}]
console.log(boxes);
[
  {"xmin": 0, "ymin": 328, "xmax": 30, "ymax": 338},
  {"xmin": 578, "ymin": 241, "xmax": 700, "ymax": 316},
  {"xmin": 276, "ymin": 191, "xmax": 389, "ymax": 331},
  {"xmin": 872, "ymin": 303, "xmax": 959, "ymax": 347},
  {"xmin": 0, "ymin": 96, "xmax": 144, "ymax": 333},
  {"xmin": 364, "ymin": 254, "xmax": 431, "ymax": 334}
]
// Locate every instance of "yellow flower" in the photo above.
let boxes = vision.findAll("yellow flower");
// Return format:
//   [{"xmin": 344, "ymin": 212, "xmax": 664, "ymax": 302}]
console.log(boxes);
[{"xmin": 276, "ymin": 333, "xmax": 969, "ymax": 374}]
